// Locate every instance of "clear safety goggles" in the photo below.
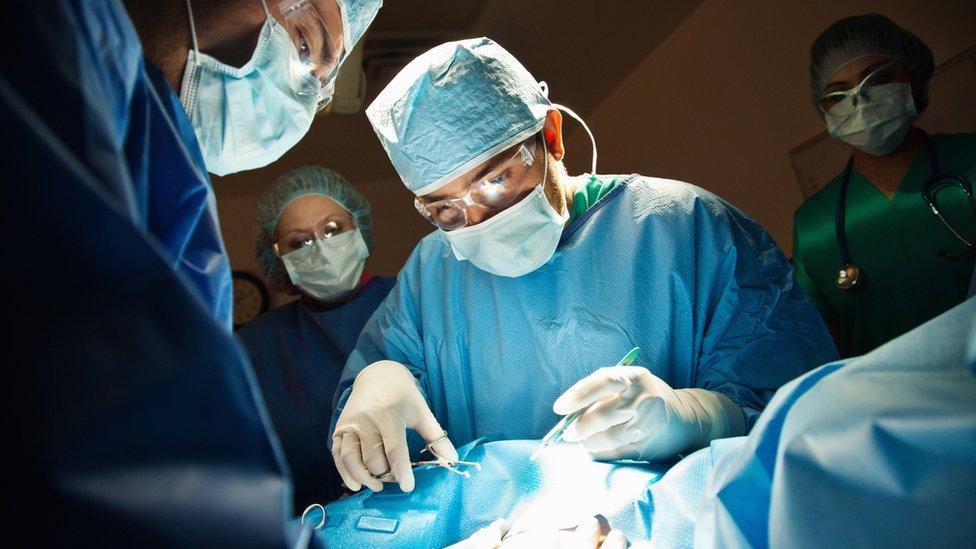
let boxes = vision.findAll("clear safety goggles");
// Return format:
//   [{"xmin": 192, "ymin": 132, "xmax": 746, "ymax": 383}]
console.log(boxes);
[
  {"xmin": 273, "ymin": 218, "xmax": 350, "ymax": 256},
  {"xmin": 414, "ymin": 136, "xmax": 540, "ymax": 231},
  {"xmin": 817, "ymin": 57, "xmax": 906, "ymax": 115},
  {"xmin": 278, "ymin": 0, "xmax": 345, "ymax": 110}
]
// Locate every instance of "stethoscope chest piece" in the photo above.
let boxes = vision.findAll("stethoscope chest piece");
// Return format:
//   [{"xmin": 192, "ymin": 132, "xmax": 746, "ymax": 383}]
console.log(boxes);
[{"xmin": 836, "ymin": 264, "xmax": 861, "ymax": 290}]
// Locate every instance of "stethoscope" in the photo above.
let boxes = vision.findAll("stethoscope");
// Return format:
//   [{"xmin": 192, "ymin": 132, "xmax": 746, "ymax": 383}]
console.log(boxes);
[{"xmin": 834, "ymin": 130, "xmax": 976, "ymax": 290}]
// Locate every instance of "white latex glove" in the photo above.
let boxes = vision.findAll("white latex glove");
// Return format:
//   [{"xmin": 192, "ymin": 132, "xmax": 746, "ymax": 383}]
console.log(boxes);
[
  {"xmin": 332, "ymin": 360, "xmax": 457, "ymax": 492},
  {"xmin": 553, "ymin": 366, "xmax": 745, "ymax": 461},
  {"xmin": 446, "ymin": 517, "xmax": 627, "ymax": 549}
]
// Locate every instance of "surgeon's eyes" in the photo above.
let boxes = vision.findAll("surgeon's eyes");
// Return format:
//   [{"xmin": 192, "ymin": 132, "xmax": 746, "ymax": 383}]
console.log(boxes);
[
  {"xmin": 321, "ymin": 47, "xmax": 338, "ymax": 69},
  {"xmin": 297, "ymin": 32, "xmax": 311, "ymax": 63},
  {"xmin": 433, "ymin": 204, "xmax": 457, "ymax": 221},
  {"xmin": 476, "ymin": 170, "xmax": 513, "ymax": 197},
  {"xmin": 321, "ymin": 220, "xmax": 341, "ymax": 238},
  {"xmin": 472, "ymin": 169, "xmax": 521, "ymax": 207},
  {"xmin": 487, "ymin": 171, "xmax": 510, "ymax": 186},
  {"xmin": 290, "ymin": 236, "xmax": 315, "ymax": 250},
  {"xmin": 864, "ymin": 72, "xmax": 891, "ymax": 88}
]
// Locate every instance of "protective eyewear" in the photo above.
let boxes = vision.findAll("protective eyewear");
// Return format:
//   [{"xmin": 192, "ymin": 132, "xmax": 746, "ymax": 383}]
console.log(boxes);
[
  {"xmin": 817, "ymin": 58, "xmax": 906, "ymax": 115},
  {"xmin": 274, "ymin": 218, "xmax": 349, "ymax": 256},
  {"xmin": 414, "ymin": 137, "xmax": 540, "ymax": 231},
  {"xmin": 278, "ymin": 0, "xmax": 345, "ymax": 110}
]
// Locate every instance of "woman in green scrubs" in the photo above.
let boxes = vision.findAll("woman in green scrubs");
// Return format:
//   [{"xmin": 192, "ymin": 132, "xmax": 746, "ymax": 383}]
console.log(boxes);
[{"xmin": 792, "ymin": 14, "xmax": 975, "ymax": 357}]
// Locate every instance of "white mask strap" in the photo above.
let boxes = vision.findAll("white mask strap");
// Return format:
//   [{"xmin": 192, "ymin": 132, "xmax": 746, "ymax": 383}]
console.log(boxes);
[
  {"xmin": 259, "ymin": 0, "xmax": 272, "ymax": 17},
  {"xmin": 551, "ymin": 101, "xmax": 598, "ymax": 176},
  {"xmin": 184, "ymin": 0, "xmax": 200, "ymax": 56}
]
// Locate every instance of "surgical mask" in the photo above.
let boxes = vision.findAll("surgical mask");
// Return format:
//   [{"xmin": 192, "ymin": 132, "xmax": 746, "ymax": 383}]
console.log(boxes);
[
  {"xmin": 179, "ymin": 0, "xmax": 325, "ymax": 176},
  {"xmin": 281, "ymin": 229, "xmax": 369, "ymax": 301},
  {"xmin": 824, "ymin": 82, "xmax": 917, "ymax": 156},
  {"xmin": 442, "ymin": 158, "xmax": 568, "ymax": 278},
  {"xmin": 439, "ymin": 100, "xmax": 595, "ymax": 278}
]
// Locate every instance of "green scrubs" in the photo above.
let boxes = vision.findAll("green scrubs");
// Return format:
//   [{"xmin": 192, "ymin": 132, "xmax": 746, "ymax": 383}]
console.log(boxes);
[
  {"xmin": 793, "ymin": 132, "xmax": 976, "ymax": 357},
  {"xmin": 567, "ymin": 174, "xmax": 619, "ymax": 225}
]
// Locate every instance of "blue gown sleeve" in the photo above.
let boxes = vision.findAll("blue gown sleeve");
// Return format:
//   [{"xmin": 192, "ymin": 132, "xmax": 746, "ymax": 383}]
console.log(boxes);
[
  {"xmin": 1, "ymin": 1, "xmax": 313, "ymax": 545},
  {"xmin": 692, "ymin": 194, "xmax": 839, "ymax": 429}
]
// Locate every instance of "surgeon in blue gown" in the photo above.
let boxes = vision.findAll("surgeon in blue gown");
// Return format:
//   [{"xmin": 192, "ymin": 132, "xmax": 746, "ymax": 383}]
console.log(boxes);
[
  {"xmin": 327, "ymin": 38, "xmax": 838, "ymax": 494},
  {"xmin": 1, "ymin": 0, "xmax": 380, "ymax": 544},
  {"xmin": 239, "ymin": 166, "xmax": 395, "ymax": 508}
]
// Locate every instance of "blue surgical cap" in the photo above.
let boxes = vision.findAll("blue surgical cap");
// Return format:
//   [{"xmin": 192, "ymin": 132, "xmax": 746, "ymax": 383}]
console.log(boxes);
[
  {"xmin": 809, "ymin": 14, "xmax": 934, "ymax": 107},
  {"xmin": 255, "ymin": 166, "xmax": 374, "ymax": 290},
  {"xmin": 337, "ymin": 0, "xmax": 382, "ymax": 60},
  {"xmin": 366, "ymin": 37, "xmax": 552, "ymax": 196}
]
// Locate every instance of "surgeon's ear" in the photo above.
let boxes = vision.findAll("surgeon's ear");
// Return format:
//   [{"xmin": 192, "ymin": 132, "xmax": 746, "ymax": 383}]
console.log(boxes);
[{"xmin": 543, "ymin": 109, "xmax": 564, "ymax": 161}]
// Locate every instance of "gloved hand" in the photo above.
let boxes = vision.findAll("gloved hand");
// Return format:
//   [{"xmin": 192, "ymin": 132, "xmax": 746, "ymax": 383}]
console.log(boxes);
[
  {"xmin": 332, "ymin": 360, "xmax": 457, "ymax": 492},
  {"xmin": 553, "ymin": 366, "xmax": 745, "ymax": 461}
]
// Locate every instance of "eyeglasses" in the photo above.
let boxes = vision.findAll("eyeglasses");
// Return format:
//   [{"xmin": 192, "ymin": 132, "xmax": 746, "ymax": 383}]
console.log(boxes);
[
  {"xmin": 278, "ymin": 0, "xmax": 345, "ymax": 110},
  {"xmin": 414, "ymin": 137, "xmax": 539, "ymax": 231},
  {"xmin": 274, "ymin": 218, "xmax": 350, "ymax": 256},
  {"xmin": 817, "ymin": 58, "xmax": 906, "ymax": 115}
]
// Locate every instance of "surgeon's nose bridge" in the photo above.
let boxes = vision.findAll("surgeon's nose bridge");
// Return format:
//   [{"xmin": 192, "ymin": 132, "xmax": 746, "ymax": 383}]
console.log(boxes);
[
  {"xmin": 443, "ymin": 187, "xmax": 490, "ymax": 224},
  {"xmin": 854, "ymin": 77, "xmax": 872, "ymax": 96},
  {"xmin": 464, "ymin": 205, "xmax": 492, "ymax": 226}
]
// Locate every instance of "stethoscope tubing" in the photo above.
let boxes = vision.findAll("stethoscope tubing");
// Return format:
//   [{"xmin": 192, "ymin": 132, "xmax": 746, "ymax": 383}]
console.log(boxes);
[{"xmin": 834, "ymin": 130, "xmax": 976, "ymax": 290}]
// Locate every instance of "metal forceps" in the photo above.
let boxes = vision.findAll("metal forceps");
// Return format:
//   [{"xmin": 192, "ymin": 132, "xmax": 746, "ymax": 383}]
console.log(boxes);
[{"xmin": 410, "ymin": 432, "xmax": 481, "ymax": 478}]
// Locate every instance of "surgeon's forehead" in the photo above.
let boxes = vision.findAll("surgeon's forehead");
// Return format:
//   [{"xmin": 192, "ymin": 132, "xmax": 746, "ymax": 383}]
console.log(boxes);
[
  {"xmin": 276, "ymin": 195, "xmax": 350, "ymax": 233},
  {"xmin": 313, "ymin": 0, "xmax": 343, "ymax": 39}
]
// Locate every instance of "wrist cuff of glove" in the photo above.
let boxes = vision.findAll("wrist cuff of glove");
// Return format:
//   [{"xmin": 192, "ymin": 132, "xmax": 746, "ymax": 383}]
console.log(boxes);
[{"xmin": 675, "ymin": 388, "xmax": 747, "ymax": 450}]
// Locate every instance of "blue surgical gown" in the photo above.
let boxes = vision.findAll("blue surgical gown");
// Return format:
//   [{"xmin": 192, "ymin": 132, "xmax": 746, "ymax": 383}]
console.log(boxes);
[
  {"xmin": 332, "ymin": 175, "xmax": 838, "ymax": 446},
  {"xmin": 696, "ymin": 297, "xmax": 976, "ymax": 548},
  {"xmin": 238, "ymin": 277, "xmax": 395, "ymax": 508},
  {"xmin": 2, "ymin": 1, "xmax": 307, "ymax": 545}
]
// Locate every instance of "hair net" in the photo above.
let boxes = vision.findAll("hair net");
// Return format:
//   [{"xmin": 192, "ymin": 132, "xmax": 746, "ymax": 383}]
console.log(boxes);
[
  {"xmin": 255, "ymin": 166, "xmax": 374, "ymax": 290},
  {"xmin": 366, "ymin": 37, "xmax": 552, "ymax": 196},
  {"xmin": 337, "ymin": 0, "xmax": 383, "ymax": 60},
  {"xmin": 809, "ymin": 14, "xmax": 934, "ymax": 110}
]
